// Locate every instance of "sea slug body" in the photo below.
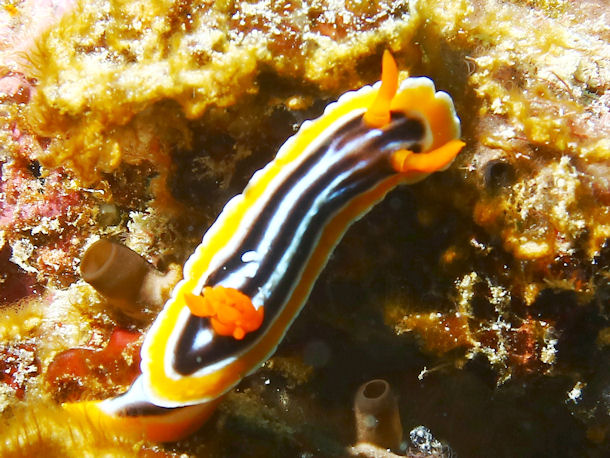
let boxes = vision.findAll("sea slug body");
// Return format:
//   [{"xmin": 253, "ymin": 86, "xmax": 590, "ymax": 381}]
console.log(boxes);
[{"xmin": 69, "ymin": 52, "xmax": 465, "ymax": 442}]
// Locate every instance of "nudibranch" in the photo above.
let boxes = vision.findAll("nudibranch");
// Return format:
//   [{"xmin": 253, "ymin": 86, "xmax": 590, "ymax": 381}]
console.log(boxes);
[{"xmin": 67, "ymin": 52, "xmax": 464, "ymax": 442}]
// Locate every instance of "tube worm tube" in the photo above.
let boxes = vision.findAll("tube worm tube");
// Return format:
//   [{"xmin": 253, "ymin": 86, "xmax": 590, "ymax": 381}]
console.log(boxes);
[
  {"xmin": 354, "ymin": 379, "xmax": 403, "ymax": 451},
  {"xmin": 80, "ymin": 239, "xmax": 179, "ymax": 315}
]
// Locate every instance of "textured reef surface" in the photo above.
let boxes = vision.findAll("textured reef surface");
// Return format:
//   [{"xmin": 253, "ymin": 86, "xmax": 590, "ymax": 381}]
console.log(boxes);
[{"xmin": 0, "ymin": 0, "xmax": 608, "ymax": 456}]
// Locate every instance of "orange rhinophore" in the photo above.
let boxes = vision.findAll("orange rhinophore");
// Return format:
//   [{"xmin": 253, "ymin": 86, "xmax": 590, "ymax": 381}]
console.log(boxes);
[
  {"xmin": 391, "ymin": 139, "xmax": 466, "ymax": 174},
  {"xmin": 363, "ymin": 50, "xmax": 399, "ymax": 128}
]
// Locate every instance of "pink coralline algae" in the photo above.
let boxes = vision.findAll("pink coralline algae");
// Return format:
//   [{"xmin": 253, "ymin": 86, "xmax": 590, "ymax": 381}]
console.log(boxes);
[
  {"xmin": 0, "ymin": 158, "xmax": 92, "ymax": 287},
  {"xmin": 0, "ymin": 73, "xmax": 31, "ymax": 104},
  {"xmin": 0, "ymin": 163, "xmax": 81, "ymax": 230},
  {"xmin": 0, "ymin": 340, "xmax": 40, "ymax": 400}
]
